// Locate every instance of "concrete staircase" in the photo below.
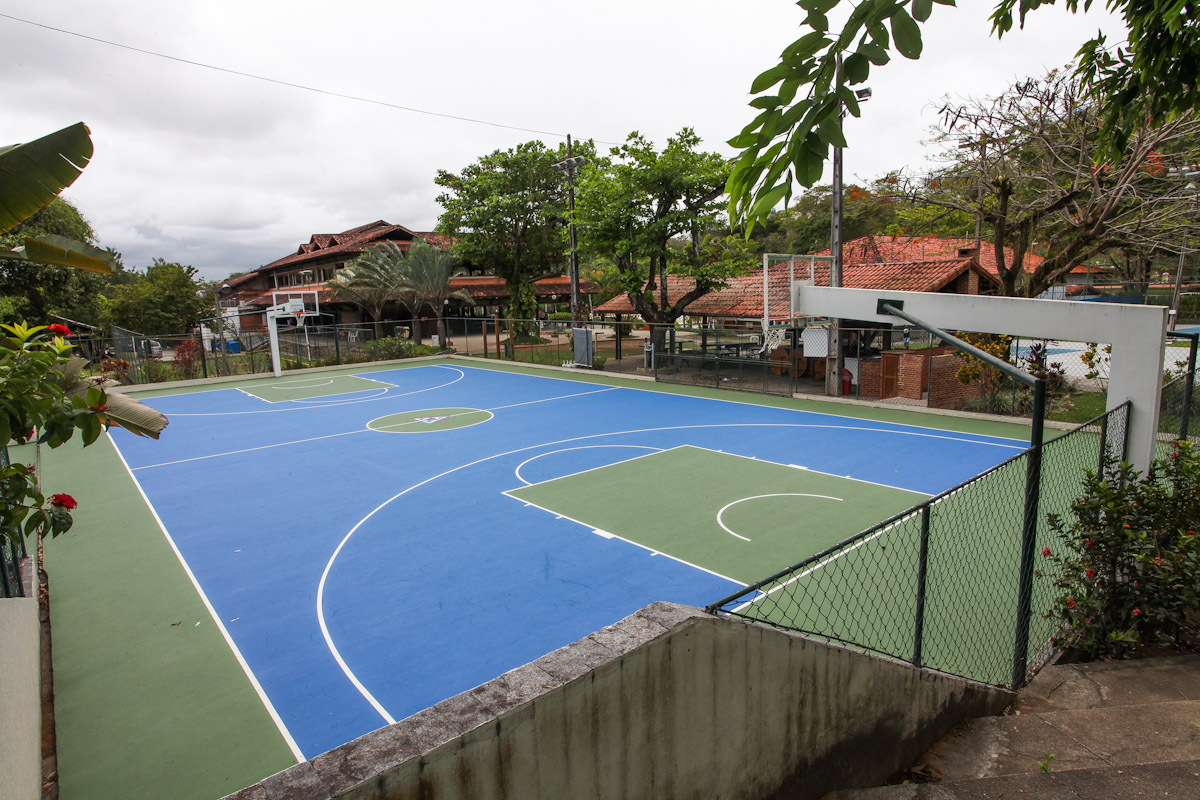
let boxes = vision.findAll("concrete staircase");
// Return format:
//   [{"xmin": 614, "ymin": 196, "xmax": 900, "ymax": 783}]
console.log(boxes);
[{"xmin": 824, "ymin": 655, "xmax": 1200, "ymax": 799}]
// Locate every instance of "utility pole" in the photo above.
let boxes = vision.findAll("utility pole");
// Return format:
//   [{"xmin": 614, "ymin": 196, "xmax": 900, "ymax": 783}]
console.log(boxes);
[
  {"xmin": 826, "ymin": 69, "xmax": 871, "ymax": 397},
  {"xmin": 552, "ymin": 136, "xmax": 586, "ymax": 322}
]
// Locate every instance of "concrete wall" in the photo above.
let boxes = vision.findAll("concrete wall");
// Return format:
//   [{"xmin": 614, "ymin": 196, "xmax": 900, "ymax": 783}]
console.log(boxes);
[
  {"xmin": 227, "ymin": 603, "xmax": 1011, "ymax": 800},
  {"xmin": 0, "ymin": 558, "xmax": 41, "ymax": 800}
]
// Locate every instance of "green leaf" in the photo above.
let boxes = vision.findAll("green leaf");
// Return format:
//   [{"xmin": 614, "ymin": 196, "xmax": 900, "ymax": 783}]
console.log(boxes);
[
  {"xmin": 778, "ymin": 76, "xmax": 802, "ymax": 105},
  {"xmin": 857, "ymin": 41, "xmax": 891, "ymax": 65},
  {"xmin": 844, "ymin": 52, "xmax": 871, "ymax": 83},
  {"xmin": 751, "ymin": 63, "xmax": 796, "ymax": 94},
  {"xmin": 805, "ymin": 10, "xmax": 829, "ymax": 30},
  {"xmin": 750, "ymin": 95, "xmax": 781, "ymax": 110},
  {"xmin": 2, "ymin": 234, "xmax": 114, "ymax": 274},
  {"xmin": 749, "ymin": 182, "xmax": 791, "ymax": 221},
  {"xmin": 783, "ymin": 30, "xmax": 832, "ymax": 62},
  {"xmin": 819, "ymin": 117, "xmax": 848, "ymax": 149},
  {"xmin": 911, "ymin": 0, "xmax": 933, "ymax": 22},
  {"xmin": 890, "ymin": 7, "xmax": 924, "ymax": 58},
  {"xmin": 0, "ymin": 123, "xmax": 94, "ymax": 232}
]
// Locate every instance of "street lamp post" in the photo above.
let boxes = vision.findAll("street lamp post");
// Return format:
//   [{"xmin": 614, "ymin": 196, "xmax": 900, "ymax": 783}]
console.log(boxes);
[{"xmin": 552, "ymin": 135, "xmax": 587, "ymax": 323}]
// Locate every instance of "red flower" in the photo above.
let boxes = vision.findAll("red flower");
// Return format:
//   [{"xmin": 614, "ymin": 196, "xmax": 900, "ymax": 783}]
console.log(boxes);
[
  {"xmin": 1086, "ymin": 568, "xmax": 1095, "ymax": 579},
  {"xmin": 46, "ymin": 324, "xmax": 71, "ymax": 336},
  {"xmin": 1042, "ymin": 547, "xmax": 1052, "ymax": 557},
  {"xmin": 91, "ymin": 404, "xmax": 108, "ymax": 412},
  {"xmin": 1067, "ymin": 597, "xmax": 1076, "ymax": 608},
  {"xmin": 1123, "ymin": 524, "xmax": 1131, "ymax": 529},
  {"xmin": 1133, "ymin": 608, "xmax": 1141, "ymax": 617},
  {"xmin": 1085, "ymin": 539, "xmax": 1094, "ymax": 548},
  {"xmin": 50, "ymin": 493, "xmax": 78, "ymax": 510}
]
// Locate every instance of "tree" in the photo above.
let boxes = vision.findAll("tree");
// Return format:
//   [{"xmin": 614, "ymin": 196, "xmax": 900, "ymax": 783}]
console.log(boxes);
[
  {"xmin": 726, "ymin": 0, "xmax": 1200, "ymax": 230},
  {"xmin": 435, "ymin": 139, "xmax": 598, "ymax": 326},
  {"xmin": 325, "ymin": 242, "xmax": 413, "ymax": 337},
  {"xmin": 103, "ymin": 260, "xmax": 208, "ymax": 334},
  {"xmin": 577, "ymin": 129, "xmax": 755, "ymax": 348},
  {"xmin": 889, "ymin": 72, "xmax": 1200, "ymax": 297},
  {"xmin": 400, "ymin": 242, "xmax": 471, "ymax": 345},
  {"xmin": 0, "ymin": 198, "xmax": 110, "ymax": 325}
]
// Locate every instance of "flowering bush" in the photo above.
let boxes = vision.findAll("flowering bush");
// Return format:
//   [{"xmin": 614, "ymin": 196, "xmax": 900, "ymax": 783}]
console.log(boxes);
[
  {"xmin": 173, "ymin": 338, "xmax": 202, "ymax": 378},
  {"xmin": 0, "ymin": 322, "xmax": 109, "ymax": 542},
  {"xmin": 1045, "ymin": 440, "xmax": 1200, "ymax": 659}
]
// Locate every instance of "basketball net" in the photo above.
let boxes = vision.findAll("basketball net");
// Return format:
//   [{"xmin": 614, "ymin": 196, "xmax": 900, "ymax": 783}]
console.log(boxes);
[{"xmin": 759, "ymin": 328, "xmax": 785, "ymax": 355}]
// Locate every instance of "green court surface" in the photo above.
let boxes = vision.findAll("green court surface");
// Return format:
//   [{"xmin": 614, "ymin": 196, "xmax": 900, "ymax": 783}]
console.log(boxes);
[
  {"xmin": 508, "ymin": 445, "xmax": 926, "ymax": 584},
  {"xmin": 238, "ymin": 373, "xmax": 395, "ymax": 401},
  {"xmin": 367, "ymin": 407, "xmax": 494, "ymax": 433}
]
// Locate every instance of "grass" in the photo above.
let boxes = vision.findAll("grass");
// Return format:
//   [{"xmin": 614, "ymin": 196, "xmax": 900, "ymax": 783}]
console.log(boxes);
[{"xmin": 1049, "ymin": 391, "xmax": 1108, "ymax": 424}]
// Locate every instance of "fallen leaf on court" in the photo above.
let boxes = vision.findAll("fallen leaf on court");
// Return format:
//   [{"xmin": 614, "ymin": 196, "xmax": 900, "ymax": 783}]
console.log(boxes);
[
  {"xmin": 194, "ymin": 621, "xmax": 201, "ymax": 626},
  {"xmin": 230, "ymin": 617, "xmax": 239, "ymax": 622},
  {"xmin": 171, "ymin": 621, "xmax": 181, "ymax": 626}
]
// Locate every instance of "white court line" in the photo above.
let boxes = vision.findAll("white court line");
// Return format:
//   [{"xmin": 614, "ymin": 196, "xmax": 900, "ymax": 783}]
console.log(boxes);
[
  {"xmin": 264, "ymin": 378, "xmax": 335, "ymax": 389},
  {"xmin": 716, "ymin": 493, "xmax": 843, "ymax": 542},
  {"xmin": 485, "ymin": 386, "xmax": 617, "ymax": 412},
  {"xmin": 162, "ymin": 367, "xmax": 466, "ymax": 416},
  {"xmin": 107, "ymin": 432, "xmax": 306, "ymax": 762},
  {"xmin": 729, "ymin": 519, "xmax": 902, "ymax": 615},
  {"xmin": 502, "ymin": 493, "xmax": 746, "ymax": 586},
  {"xmin": 132, "ymin": 429, "xmax": 369, "ymax": 470},
  {"xmin": 512, "ymin": 444, "xmax": 665, "ymax": 486}
]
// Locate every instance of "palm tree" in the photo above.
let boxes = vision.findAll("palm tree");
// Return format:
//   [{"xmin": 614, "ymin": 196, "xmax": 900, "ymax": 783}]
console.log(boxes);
[
  {"xmin": 401, "ymin": 242, "xmax": 471, "ymax": 345},
  {"xmin": 52, "ymin": 357, "xmax": 168, "ymax": 439},
  {"xmin": 326, "ymin": 242, "xmax": 414, "ymax": 337}
]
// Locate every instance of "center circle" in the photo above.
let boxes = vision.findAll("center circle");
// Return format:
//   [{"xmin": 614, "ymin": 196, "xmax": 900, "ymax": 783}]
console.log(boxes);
[{"xmin": 367, "ymin": 407, "xmax": 493, "ymax": 434}]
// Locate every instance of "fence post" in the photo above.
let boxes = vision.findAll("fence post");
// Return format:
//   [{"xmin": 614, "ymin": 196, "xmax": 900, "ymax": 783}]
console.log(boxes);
[
  {"xmin": 334, "ymin": 327, "xmax": 342, "ymax": 365},
  {"xmin": 912, "ymin": 503, "xmax": 931, "ymax": 666},
  {"xmin": 1011, "ymin": 378, "xmax": 1046, "ymax": 689},
  {"xmin": 1097, "ymin": 412, "xmax": 1110, "ymax": 477},
  {"xmin": 198, "ymin": 332, "xmax": 208, "ymax": 379},
  {"xmin": 1181, "ymin": 335, "xmax": 1198, "ymax": 439}
]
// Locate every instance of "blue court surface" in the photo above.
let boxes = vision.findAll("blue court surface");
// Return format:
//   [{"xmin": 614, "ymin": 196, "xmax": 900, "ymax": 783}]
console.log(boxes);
[{"xmin": 109, "ymin": 363, "xmax": 1029, "ymax": 758}]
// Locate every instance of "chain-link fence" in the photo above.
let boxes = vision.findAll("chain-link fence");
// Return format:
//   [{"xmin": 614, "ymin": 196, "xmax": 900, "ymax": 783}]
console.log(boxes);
[{"xmin": 707, "ymin": 402, "xmax": 1131, "ymax": 689}]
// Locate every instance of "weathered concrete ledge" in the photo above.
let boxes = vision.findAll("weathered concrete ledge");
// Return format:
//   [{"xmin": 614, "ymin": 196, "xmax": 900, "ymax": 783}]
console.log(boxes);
[{"xmin": 226, "ymin": 603, "xmax": 1012, "ymax": 800}]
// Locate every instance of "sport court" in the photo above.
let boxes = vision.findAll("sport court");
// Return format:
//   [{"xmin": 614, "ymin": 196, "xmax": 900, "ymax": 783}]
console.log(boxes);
[{"xmin": 102, "ymin": 361, "xmax": 1029, "ymax": 760}]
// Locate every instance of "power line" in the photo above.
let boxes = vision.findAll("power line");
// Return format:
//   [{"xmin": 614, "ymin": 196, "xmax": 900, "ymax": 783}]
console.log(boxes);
[{"xmin": 1, "ymin": 12, "xmax": 619, "ymax": 144}]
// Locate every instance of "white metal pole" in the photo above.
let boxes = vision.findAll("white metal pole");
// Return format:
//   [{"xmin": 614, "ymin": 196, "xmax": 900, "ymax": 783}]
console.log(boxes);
[{"xmin": 268, "ymin": 311, "xmax": 282, "ymax": 377}]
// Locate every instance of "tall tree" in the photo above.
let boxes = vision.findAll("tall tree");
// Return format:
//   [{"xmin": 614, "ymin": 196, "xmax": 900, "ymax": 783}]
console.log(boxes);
[
  {"xmin": 0, "ymin": 198, "xmax": 109, "ymax": 325},
  {"xmin": 889, "ymin": 72, "xmax": 1200, "ymax": 296},
  {"xmin": 435, "ymin": 139, "xmax": 598, "ymax": 326},
  {"xmin": 577, "ymin": 129, "xmax": 755, "ymax": 349},
  {"xmin": 103, "ymin": 259, "xmax": 208, "ymax": 334},
  {"xmin": 726, "ymin": 0, "xmax": 1200, "ymax": 230},
  {"xmin": 401, "ymin": 242, "xmax": 471, "ymax": 345},
  {"xmin": 325, "ymin": 242, "xmax": 413, "ymax": 337}
]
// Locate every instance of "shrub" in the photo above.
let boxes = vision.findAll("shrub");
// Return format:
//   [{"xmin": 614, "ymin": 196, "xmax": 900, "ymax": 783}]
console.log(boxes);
[
  {"xmin": 362, "ymin": 336, "xmax": 415, "ymax": 360},
  {"xmin": 1045, "ymin": 440, "xmax": 1200, "ymax": 659},
  {"xmin": 173, "ymin": 338, "xmax": 202, "ymax": 378}
]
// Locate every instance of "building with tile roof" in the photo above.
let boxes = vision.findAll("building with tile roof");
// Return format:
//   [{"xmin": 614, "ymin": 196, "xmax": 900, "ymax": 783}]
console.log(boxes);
[
  {"xmin": 595, "ymin": 256, "xmax": 998, "ymax": 322},
  {"xmin": 218, "ymin": 220, "xmax": 594, "ymax": 332}
]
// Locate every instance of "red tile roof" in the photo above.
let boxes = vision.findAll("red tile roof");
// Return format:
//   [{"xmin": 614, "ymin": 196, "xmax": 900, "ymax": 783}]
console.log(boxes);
[
  {"xmin": 451, "ymin": 275, "xmax": 596, "ymax": 301},
  {"xmin": 811, "ymin": 235, "xmax": 1045, "ymax": 277},
  {"xmin": 595, "ymin": 258, "xmax": 997, "ymax": 319},
  {"xmin": 259, "ymin": 220, "xmax": 421, "ymax": 272}
]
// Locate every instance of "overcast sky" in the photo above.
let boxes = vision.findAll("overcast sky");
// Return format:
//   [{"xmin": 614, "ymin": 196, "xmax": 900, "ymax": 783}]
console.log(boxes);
[{"xmin": 5, "ymin": 1, "xmax": 1127, "ymax": 282}]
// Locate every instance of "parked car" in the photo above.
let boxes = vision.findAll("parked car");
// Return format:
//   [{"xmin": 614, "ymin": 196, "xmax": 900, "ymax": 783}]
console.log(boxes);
[{"xmin": 140, "ymin": 339, "xmax": 163, "ymax": 358}]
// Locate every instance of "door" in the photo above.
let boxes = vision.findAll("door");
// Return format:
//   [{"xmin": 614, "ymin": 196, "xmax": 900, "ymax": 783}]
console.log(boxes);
[{"xmin": 881, "ymin": 353, "xmax": 900, "ymax": 399}]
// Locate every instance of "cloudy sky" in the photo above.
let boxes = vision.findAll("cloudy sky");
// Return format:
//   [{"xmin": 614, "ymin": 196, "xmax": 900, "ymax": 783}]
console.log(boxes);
[{"xmin": 6, "ymin": 1, "xmax": 1126, "ymax": 282}]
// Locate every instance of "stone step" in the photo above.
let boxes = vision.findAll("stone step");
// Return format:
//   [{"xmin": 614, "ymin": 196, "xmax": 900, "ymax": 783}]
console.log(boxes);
[
  {"xmin": 822, "ymin": 759, "xmax": 1200, "ymax": 799},
  {"xmin": 1021, "ymin": 654, "xmax": 1200, "ymax": 713},
  {"xmin": 924, "ymin": 699, "xmax": 1200, "ymax": 781}
]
